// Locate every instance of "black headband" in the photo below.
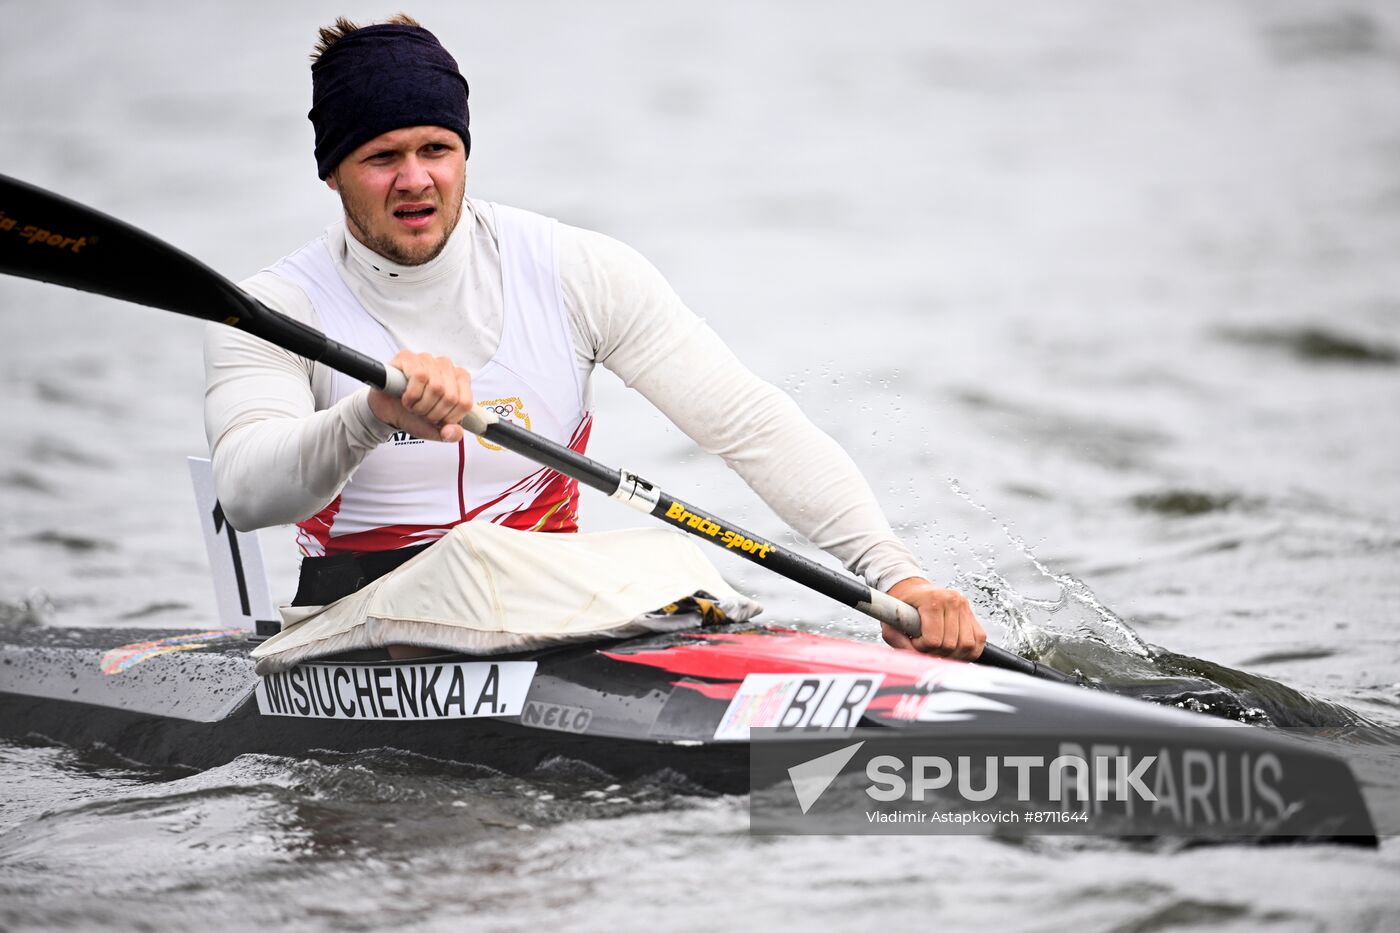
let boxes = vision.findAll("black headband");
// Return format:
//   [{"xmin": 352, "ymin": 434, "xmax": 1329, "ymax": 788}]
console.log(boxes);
[{"xmin": 309, "ymin": 23, "xmax": 470, "ymax": 179}]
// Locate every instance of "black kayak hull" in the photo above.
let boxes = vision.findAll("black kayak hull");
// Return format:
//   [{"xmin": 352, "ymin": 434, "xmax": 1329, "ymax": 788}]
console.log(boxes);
[{"xmin": 0, "ymin": 621, "xmax": 1378, "ymax": 843}]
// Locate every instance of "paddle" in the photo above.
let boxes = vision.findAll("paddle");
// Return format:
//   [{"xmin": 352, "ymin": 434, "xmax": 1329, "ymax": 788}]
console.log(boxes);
[{"xmin": 0, "ymin": 173, "xmax": 1076, "ymax": 684}]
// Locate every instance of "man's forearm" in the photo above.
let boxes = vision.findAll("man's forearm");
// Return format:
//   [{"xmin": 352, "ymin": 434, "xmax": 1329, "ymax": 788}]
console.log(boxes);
[{"xmin": 204, "ymin": 324, "xmax": 394, "ymax": 530}]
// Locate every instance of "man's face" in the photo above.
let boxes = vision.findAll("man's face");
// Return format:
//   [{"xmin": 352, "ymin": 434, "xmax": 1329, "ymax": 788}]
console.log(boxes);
[{"xmin": 327, "ymin": 125, "xmax": 467, "ymax": 266}]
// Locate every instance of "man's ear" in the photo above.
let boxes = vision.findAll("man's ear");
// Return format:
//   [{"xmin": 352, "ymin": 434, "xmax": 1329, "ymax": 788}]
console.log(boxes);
[{"xmin": 326, "ymin": 172, "xmax": 339, "ymax": 192}]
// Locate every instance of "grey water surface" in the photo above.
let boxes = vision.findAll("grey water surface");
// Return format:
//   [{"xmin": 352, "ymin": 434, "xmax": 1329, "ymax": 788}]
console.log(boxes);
[{"xmin": 3, "ymin": 2, "xmax": 1399, "ymax": 930}]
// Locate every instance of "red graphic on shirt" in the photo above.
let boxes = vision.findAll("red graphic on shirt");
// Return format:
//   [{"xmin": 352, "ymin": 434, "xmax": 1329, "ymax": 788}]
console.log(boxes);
[
  {"xmin": 492, "ymin": 414, "xmax": 592, "ymax": 533},
  {"xmin": 297, "ymin": 412, "xmax": 593, "ymax": 555},
  {"xmin": 295, "ymin": 495, "xmax": 344, "ymax": 556}
]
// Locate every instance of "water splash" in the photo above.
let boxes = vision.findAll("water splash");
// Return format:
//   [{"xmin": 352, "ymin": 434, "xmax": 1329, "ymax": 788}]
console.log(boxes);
[
  {"xmin": 937, "ymin": 481, "xmax": 1371, "ymax": 727},
  {"xmin": 946, "ymin": 479, "xmax": 1152, "ymax": 659}
]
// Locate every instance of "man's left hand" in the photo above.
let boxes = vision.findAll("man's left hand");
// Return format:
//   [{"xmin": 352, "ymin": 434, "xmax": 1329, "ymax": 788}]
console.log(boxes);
[{"xmin": 881, "ymin": 577, "xmax": 986, "ymax": 660}]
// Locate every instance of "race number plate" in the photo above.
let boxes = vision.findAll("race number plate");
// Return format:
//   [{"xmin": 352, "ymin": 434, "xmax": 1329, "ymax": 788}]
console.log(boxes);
[
  {"xmin": 714, "ymin": 673, "xmax": 884, "ymax": 740},
  {"xmin": 256, "ymin": 661, "xmax": 537, "ymax": 721}
]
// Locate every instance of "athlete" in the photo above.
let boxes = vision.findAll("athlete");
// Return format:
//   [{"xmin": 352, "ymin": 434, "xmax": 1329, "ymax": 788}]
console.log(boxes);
[{"xmin": 204, "ymin": 14, "xmax": 986, "ymax": 660}]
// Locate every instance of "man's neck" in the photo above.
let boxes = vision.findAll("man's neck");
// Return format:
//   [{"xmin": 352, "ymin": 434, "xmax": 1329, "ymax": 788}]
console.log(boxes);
[{"xmin": 341, "ymin": 209, "xmax": 469, "ymax": 285}]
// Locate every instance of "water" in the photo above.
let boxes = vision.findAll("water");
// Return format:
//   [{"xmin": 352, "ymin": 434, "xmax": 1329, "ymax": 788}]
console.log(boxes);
[{"xmin": 4, "ymin": 1, "xmax": 1400, "ymax": 929}]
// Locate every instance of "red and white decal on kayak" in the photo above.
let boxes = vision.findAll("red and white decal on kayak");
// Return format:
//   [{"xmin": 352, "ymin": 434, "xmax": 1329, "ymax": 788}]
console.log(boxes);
[
  {"xmin": 256, "ymin": 661, "xmax": 536, "ymax": 721},
  {"xmin": 714, "ymin": 673, "xmax": 884, "ymax": 740},
  {"xmin": 882, "ymin": 690, "xmax": 1017, "ymax": 722}
]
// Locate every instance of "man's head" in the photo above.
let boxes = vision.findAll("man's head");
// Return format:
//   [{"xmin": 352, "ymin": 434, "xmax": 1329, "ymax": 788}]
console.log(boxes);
[{"xmin": 310, "ymin": 15, "xmax": 469, "ymax": 266}]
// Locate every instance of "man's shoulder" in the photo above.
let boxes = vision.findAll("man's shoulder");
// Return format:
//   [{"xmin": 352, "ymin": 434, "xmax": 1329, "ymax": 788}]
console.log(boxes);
[
  {"xmin": 555, "ymin": 218, "xmax": 658, "ymax": 282},
  {"xmin": 467, "ymin": 197, "xmax": 635, "ymax": 261},
  {"xmin": 473, "ymin": 198, "xmax": 563, "ymax": 243},
  {"xmin": 234, "ymin": 222, "xmax": 346, "ymax": 323},
  {"xmin": 258, "ymin": 223, "xmax": 343, "ymax": 279},
  {"xmin": 475, "ymin": 198, "xmax": 597, "ymax": 243},
  {"xmin": 237, "ymin": 267, "xmax": 317, "ymax": 326}
]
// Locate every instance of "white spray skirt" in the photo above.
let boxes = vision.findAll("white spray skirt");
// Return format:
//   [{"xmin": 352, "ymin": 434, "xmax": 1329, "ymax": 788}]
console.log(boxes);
[{"xmin": 251, "ymin": 523, "xmax": 761, "ymax": 675}]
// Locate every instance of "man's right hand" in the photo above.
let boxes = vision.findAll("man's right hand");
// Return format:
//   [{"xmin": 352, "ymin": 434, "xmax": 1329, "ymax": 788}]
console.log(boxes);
[
  {"xmin": 368, "ymin": 350, "xmax": 475, "ymax": 443},
  {"xmin": 881, "ymin": 577, "xmax": 986, "ymax": 661}
]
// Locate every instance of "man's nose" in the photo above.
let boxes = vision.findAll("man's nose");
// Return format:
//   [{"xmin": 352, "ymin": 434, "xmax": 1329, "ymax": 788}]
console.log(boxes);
[{"xmin": 396, "ymin": 156, "xmax": 432, "ymax": 192}]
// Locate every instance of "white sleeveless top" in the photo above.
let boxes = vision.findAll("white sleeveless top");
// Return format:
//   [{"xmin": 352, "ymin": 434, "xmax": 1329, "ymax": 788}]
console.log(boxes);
[{"xmin": 264, "ymin": 204, "xmax": 592, "ymax": 556}]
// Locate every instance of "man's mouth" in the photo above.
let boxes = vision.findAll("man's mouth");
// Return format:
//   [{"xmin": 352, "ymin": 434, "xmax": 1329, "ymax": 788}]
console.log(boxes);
[{"xmin": 392, "ymin": 204, "xmax": 437, "ymax": 228}]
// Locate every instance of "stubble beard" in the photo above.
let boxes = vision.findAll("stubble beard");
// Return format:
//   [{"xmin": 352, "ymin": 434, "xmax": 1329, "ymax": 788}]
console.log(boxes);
[{"xmin": 338, "ymin": 181, "xmax": 465, "ymax": 267}]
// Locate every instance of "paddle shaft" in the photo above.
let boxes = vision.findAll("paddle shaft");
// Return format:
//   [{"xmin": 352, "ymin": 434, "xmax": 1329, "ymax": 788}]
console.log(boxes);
[{"xmin": 0, "ymin": 173, "xmax": 1073, "ymax": 684}]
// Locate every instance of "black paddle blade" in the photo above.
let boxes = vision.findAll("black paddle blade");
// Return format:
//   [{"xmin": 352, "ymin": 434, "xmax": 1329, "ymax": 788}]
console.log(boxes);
[
  {"xmin": 0, "ymin": 173, "xmax": 390, "ymax": 387},
  {"xmin": 0, "ymin": 173, "xmax": 257, "ymax": 325}
]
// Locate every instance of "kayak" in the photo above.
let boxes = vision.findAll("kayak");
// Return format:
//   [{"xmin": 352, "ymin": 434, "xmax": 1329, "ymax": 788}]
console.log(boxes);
[{"xmin": 0, "ymin": 618, "xmax": 1378, "ymax": 843}]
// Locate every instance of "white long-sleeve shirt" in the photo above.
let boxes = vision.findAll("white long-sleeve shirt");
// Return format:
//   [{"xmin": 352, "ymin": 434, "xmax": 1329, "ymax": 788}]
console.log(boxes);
[{"xmin": 203, "ymin": 197, "xmax": 923, "ymax": 591}]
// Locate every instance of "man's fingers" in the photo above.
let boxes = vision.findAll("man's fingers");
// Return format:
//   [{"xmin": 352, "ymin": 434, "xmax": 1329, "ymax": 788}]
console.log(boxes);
[
  {"xmin": 382, "ymin": 351, "xmax": 475, "ymax": 442},
  {"xmin": 418, "ymin": 357, "xmax": 460, "ymax": 423},
  {"xmin": 919, "ymin": 598, "xmax": 949, "ymax": 656},
  {"xmin": 396, "ymin": 352, "xmax": 433, "ymax": 408},
  {"xmin": 421, "ymin": 385, "xmax": 456, "ymax": 423},
  {"xmin": 401, "ymin": 367, "xmax": 425, "ymax": 408},
  {"xmin": 964, "ymin": 601, "xmax": 986, "ymax": 660},
  {"xmin": 946, "ymin": 596, "xmax": 978, "ymax": 660},
  {"xmin": 427, "ymin": 369, "xmax": 474, "ymax": 433},
  {"xmin": 415, "ymin": 359, "xmax": 454, "ymax": 419},
  {"xmin": 448, "ymin": 370, "xmax": 475, "ymax": 423},
  {"xmin": 885, "ymin": 579, "xmax": 989, "ymax": 661},
  {"xmin": 408, "ymin": 358, "xmax": 471, "ymax": 422},
  {"xmin": 881, "ymin": 622, "xmax": 914, "ymax": 651}
]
